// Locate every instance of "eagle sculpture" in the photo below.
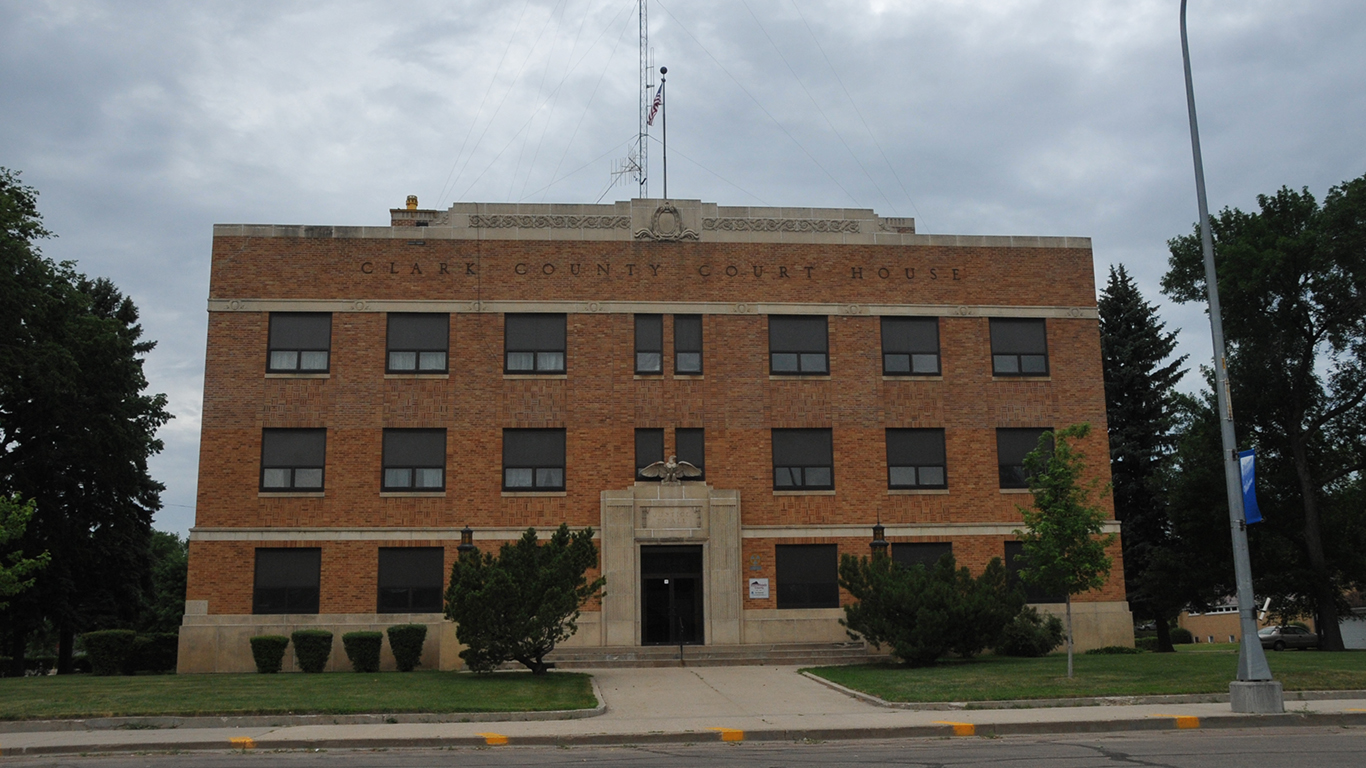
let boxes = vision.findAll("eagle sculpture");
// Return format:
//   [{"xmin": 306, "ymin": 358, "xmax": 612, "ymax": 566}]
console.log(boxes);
[{"xmin": 640, "ymin": 454, "xmax": 703, "ymax": 484}]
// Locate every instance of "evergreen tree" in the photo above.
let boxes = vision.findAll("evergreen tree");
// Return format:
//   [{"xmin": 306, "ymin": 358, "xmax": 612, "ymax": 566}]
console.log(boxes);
[{"xmin": 1097, "ymin": 264, "xmax": 1186, "ymax": 652}]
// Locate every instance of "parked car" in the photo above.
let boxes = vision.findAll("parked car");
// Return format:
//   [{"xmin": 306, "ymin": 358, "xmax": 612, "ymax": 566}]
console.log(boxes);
[{"xmin": 1258, "ymin": 625, "xmax": 1318, "ymax": 651}]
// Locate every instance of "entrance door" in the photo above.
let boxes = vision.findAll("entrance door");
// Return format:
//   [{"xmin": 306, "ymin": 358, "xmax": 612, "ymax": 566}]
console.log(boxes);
[{"xmin": 640, "ymin": 545, "xmax": 704, "ymax": 645}]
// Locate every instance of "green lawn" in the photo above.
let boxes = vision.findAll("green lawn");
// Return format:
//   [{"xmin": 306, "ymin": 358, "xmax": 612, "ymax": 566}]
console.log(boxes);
[
  {"xmin": 807, "ymin": 646, "xmax": 1366, "ymax": 703},
  {"xmin": 0, "ymin": 671, "xmax": 596, "ymax": 720}
]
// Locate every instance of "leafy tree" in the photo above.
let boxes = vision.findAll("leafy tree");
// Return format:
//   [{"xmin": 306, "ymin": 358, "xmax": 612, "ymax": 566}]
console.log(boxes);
[
  {"xmin": 0, "ymin": 495, "xmax": 49, "ymax": 609},
  {"xmin": 137, "ymin": 531, "xmax": 188, "ymax": 634},
  {"xmin": 839, "ymin": 552, "xmax": 1022, "ymax": 667},
  {"xmin": 444, "ymin": 524, "xmax": 605, "ymax": 674},
  {"xmin": 1098, "ymin": 264, "xmax": 1187, "ymax": 652},
  {"xmin": 1015, "ymin": 423, "xmax": 1117, "ymax": 678},
  {"xmin": 1163, "ymin": 175, "xmax": 1366, "ymax": 650},
  {"xmin": 0, "ymin": 168, "xmax": 170, "ymax": 674}
]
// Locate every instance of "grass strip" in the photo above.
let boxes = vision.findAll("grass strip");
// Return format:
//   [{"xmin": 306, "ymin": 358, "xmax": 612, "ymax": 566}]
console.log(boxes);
[
  {"xmin": 806, "ymin": 645, "xmax": 1366, "ymax": 703},
  {"xmin": 0, "ymin": 670, "xmax": 595, "ymax": 721}
]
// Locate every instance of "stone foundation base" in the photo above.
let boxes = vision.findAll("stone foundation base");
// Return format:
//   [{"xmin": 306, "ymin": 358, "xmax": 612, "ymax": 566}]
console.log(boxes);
[
  {"xmin": 1230, "ymin": 680, "xmax": 1285, "ymax": 713},
  {"xmin": 1034, "ymin": 601, "xmax": 1135, "ymax": 650}
]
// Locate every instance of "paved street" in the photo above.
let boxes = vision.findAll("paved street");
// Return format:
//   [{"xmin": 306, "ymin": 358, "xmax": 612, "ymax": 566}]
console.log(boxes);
[{"xmin": 2, "ymin": 728, "xmax": 1365, "ymax": 767}]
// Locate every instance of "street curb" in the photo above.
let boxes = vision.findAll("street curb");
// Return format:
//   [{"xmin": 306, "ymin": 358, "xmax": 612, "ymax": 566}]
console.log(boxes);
[
  {"xmin": 0, "ymin": 676, "xmax": 608, "ymax": 735},
  {"xmin": 798, "ymin": 673, "xmax": 1366, "ymax": 711},
  {"xmin": 3, "ymin": 710, "xmax": 1365, "ymax": 756}
]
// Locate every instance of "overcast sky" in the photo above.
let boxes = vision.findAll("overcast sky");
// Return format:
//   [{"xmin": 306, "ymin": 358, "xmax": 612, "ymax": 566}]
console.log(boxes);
[{"xmin": 3, "ymin": 0, "xmax": 1363, "ymax": 537}]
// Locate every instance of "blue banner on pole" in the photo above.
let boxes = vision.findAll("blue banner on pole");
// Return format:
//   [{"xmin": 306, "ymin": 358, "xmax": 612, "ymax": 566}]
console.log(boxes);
[{"xmin": 1239, "ymin": 449, "xmax": 1261, "ymax": 524}]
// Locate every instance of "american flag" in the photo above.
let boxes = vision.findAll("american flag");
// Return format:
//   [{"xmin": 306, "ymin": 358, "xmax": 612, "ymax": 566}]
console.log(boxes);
[{"xmin": 647, "ymin": 82, "xmax": 665, "ymax": 126}]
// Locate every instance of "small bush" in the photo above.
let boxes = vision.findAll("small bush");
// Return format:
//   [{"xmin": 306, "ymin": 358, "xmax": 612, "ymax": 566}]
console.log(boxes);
[
  {"xmin": 291, "ymin": 630, "xmax": 334, "ymax": 673},
  {"xmin": 250, "ymin": 635, "xmax": 289, "ymax": 673},
  {"xmin": 1084, "ymin": 645, "xmax": 1144, "ymax": 655},
  {"xmin": 1135, "ymin": 636, "xmax": 1159, "ymax": 652},
  {"xmin": 81, "ymin": 630, "xmax": 137, "ymax": 676},
  {"xmin": 131, "ymin": 633, "xmax": 180, "ymax": 672},
  {"xmin": 996, "ymin": 607, "xmax": 1065, "ymax": 657},
  {"xmin": 1170, "ymin": 627, "xmax": 1194, "ymax": 644},
  {"xmin": 387, "ymin": 624, "xmax": 428, "ymax": 672},
  {"xmin": 342, "ymin": 631, "xmax": 383, "ymax": 673}
]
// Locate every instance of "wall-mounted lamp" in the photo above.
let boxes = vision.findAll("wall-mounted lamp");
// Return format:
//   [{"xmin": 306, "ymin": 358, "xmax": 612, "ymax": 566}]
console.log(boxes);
[
  {"xmin": 871, "ymin": 521, "xmax": 888, "ymax": 557},
  {"xmin": 458, "ymin": 525, "xmax": 476, "ymax": 553}
]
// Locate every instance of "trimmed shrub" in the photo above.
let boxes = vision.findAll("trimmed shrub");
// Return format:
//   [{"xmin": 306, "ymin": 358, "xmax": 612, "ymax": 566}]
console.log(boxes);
[
  {"xmin": 342, "ymin": 631, "xmax": 383, "ymax": 673},
  {"xmin": 387, "ymin": 624, "xmax": 428, "ymax": 672},
  {"xmin": 1084, "ymin": 645, "xmax": 1144, "ymax": 655},
  {"xmin": 81, "ymin": 630, "xmax": 137, "ymax": 676},
  {"xmin": 291, "ymin": 630, "xmax": 334, "ymax": 673},
  {"xmin": 132, "ymin": 633, "xmax": 180, "ymax": 673},
  {"xmin": 1170, "ymin": 627, "xmax": 1194, "ymax": 644},
  {"xmin": 250, "ymin": 635, "xmax": 289, "ymax": 674},
  {"xmin": 1135, "ymin": 636, "xmax": 1159, "ymax": 652},
  {"xmin": 996, "ymin": 607, "xmax": 1065, "ymax": 657}
]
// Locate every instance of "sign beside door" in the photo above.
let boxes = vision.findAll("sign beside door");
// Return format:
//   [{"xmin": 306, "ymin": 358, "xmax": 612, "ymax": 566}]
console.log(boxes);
[{"xmin": 748, "ymin": 578, "xmax": 769, "ymax": 599}]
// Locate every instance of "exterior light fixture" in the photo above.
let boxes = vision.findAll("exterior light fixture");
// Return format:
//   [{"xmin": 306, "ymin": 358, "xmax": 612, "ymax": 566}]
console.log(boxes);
[
  {"xmin": 870, "ymin": 521, "xmax": 888, "ymax": 557},
  {"xmin": 458, "ymin": 525, "xmax": 476, "ymax": 553}
]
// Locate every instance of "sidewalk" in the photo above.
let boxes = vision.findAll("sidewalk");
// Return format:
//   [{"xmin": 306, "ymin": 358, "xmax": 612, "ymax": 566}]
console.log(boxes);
[{"xmin": 2, "ymin": 666, "xmax": 1364, "ymax": 756}]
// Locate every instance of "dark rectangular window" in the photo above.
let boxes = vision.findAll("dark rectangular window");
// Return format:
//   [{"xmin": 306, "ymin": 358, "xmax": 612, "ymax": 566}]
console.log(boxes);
[
  {"xmin": 772, "ymin": 428, "xmax": 834, "ymax": 490},
  {"xmin": 260, "ymin": 428, "xmax": 326, "ymax": 491},
  {"xmin": 990, "ymin": 318, "xmax": 1049, "ymax": 376},
  {"xmin": 776, "ymin": 544, "xmax": 839, "ymax": 609},
  {"xmin": 769, "ymin": 315, "xmax": 828, "ymax": 374},
  {"xmin": 997, "ymin": 428, "xmax": 1051, "ymax": 489},
  {"xmin": 1005, "ymin": 541, "xmax": 1065, "ymax": 603},
  {"xmin": 882, "ymin": 317, "xmax": 940, "ymax": 375},
  {"xmin": 674, "ymin": 315, "xmax": 703, "ymax": 374},
  {"xmin": 387, "ymin": 313, "xmax": 449, "ymax": 373},
  {"xmin": 505, "ymin": 314, "xmax": 566, "ymax": 373},
  {"xmin": 635, "ymin": 314, "xmax": 663, "ymax": 374},
  {"xmin": 892, "ymin": 542, "xmax": 952, "ymax": 570},
  {"xmin": 377, "ymin": 547, "xmax": 445, "ymax": 613},
  {"xmin": 887, "ymin": 428, "xmax": 947, "ymax": 489},
  {"xmin": 635, "ymin": 428, "xmax": 664, "ymax": 480},
  {"xmin": 268, "ymin": 313, "xmax": 331, "ymax": 372},
  {"xmin": 382, "ymin": 429, "xmax": 446, "ymax": 491},
  {"xmin": 503, "ymin": 428, "xmax": 566, "ymax": 491},
  {"xmin": 676, "ymin": 428, "xmax": 705, "ymax": 480},
  {"xmin": 253, "ymin": 548, "xmax": 321, "ymax": 614}
]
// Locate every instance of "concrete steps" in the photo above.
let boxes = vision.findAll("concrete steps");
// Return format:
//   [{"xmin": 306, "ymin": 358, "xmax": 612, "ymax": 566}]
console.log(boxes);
[{"xmin": 538, "ymin": 641, "xmax": 881, "ymax": 669}]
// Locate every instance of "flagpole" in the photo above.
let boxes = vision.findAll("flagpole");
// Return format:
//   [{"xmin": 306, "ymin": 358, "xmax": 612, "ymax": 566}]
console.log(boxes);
[{"xmin": 660, "ymin": 66, "xmax": 668, "ymax": 200}]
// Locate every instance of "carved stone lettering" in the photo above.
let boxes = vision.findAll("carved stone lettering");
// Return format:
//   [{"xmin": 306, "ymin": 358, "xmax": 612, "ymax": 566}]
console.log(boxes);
[{"xmin": 642, "ymin": 507, "xmax": 702, "ymax": 530}]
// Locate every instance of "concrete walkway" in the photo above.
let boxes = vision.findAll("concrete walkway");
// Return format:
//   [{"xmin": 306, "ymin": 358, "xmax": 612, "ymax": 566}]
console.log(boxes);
[{"xmin": 2, "ymin": 667, "xmax": 1365, "ymax": 756}]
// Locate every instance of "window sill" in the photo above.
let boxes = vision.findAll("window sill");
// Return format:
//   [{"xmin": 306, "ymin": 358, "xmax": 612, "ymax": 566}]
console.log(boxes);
[
  {"xmin": 265, "ymin": 373, "xmax": 330, "ymax": 379},
  {"xmin": 992, "ymin": 375, "xmax": 1051, "ymax": 382},
  {"xmin": 384, "ymin": 373, "xmax": 449, "ymax": 379},
  {"xmin": 633, "ymin": 374, "xmax": 665, "ymax": 380},
  {"xmin": 1000, "ymin": 488, "xmax": 1033, "ymax": 494},
  {"xmin": 672, "ymin": 374, "xmax": 704, "ymax": 380},
  {"xmin": 380, "ymin": 491, "xmax": 447, "ymax": 498},
  {"xmin": 882, "ymin": 375, "xmax": 943, "ymax": 381},
  {"xmin": 773, "ymin": 490, "xmax": 836, "ymax": 496},
  {"xmin": 888, "ymin": 488, "xmax": 950, "ymax": 495},
  {"xmin": 502, "ymin": 491, "xmax": 568, "ymax": 497},
  {"xmin": 503, "ymin": 373, "xmax": 568, "ymax": 380},
  {"xmin": 769, "ymin": 374, "xmax": 832, "ymax": 381},
  {"xmin": 258, "ymin": 491, "xmax": 325, "ymax": 498}
]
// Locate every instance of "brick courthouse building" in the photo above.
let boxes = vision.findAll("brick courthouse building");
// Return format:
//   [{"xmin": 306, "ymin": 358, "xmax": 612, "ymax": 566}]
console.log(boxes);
[{"xmin": 178, "ymin": 198, "xmax": 1131, "ymax": 672}]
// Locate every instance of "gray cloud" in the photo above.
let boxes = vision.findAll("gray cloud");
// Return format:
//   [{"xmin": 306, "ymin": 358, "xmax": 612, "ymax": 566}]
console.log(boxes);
[{"xmin": 2, "ymin": 0, "xmax": 1363, "ymax": 535}]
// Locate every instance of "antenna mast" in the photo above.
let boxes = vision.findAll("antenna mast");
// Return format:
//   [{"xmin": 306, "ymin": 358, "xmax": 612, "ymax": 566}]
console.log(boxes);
[{"xmin": 611, "ymin": 0, "xmax": 652, "ymax": 196}]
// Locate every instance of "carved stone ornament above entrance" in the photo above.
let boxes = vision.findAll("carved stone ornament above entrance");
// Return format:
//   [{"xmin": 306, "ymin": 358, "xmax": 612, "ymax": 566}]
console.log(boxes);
[{"xmin": 634, "ymin": 203, "xmax": 700, "ymax": 242}]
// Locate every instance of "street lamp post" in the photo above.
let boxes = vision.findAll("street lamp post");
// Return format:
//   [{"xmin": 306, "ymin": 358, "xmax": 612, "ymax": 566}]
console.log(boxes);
[{"xmin": 1179, "ymin": 0, "xmax": 1282, "ymax": 714}]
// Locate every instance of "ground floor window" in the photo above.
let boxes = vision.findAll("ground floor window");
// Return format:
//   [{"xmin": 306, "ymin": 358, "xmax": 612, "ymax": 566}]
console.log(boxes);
[
  {"xmin": 891, "ymin": 542, "xmax": 952, "ymax": 570},
  {"xmin": 253, "ymin": 548, "xmax": 321, "ymax": 614},
  {"xmin": 377, "ymin": 547, "xmax": 445, "ymax": 613},
  {"xmin": 1004, "ymin": 541, "xmax": 1065, "ymax": 603},
  {"xmin": 775, "ymin": 544, "xmax": 839, "ymax": 609}
]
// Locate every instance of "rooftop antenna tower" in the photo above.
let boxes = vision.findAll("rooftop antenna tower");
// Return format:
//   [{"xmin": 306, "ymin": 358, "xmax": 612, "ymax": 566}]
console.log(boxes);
[{"xmin": 611, "ymin": 0, "xmax": 653, "ymax": 197}]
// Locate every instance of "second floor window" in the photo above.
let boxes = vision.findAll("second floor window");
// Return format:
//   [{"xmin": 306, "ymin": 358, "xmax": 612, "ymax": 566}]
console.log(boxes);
[
  {"xmin": 997, "ymin": 427, "xmax": 1051, "ymax": 488},
  {"xmin": 635, "ymin": 314, "xmax": 663, "ymax": 374},
  {"xmin": 769, "ymin": 315, "xmax": 828, "ymax": 375},
  {"xmin": 675, "ymin": 315, "xmax": 703, "ymax": 374},
  {"xmin": 882, "ymin": 317, "xmax": 940, "ymax": 375},
  {"xmin": 260, "ymin": 428, "xmax": 326, "ymax": 491},
  {"xmin": 267, "ymin": 313, "xmax": 331, "ymax": 372},
  {"xmin": 503, "ymin": 428, "xmax": 566, "ymax": 491},
  {"xmin": 772, "ymin": 428, "xmax": 834, "ymax": 490},
  {"xmin": 676, "ymin": 428, "xmax": 705, "ymax": 480},
  {"xmin": 990, "ymin": 318, "xmax": 1049, "ymax": 376},
  {"xmin": 505, "ymin": 314, "xmax": 566, "ymax": 373},
  {"xmin": 886, "ymin": 428, "xmax": 947, "ymax": 489},
  {"xmin": 387, "ymin": 313, "xmax": 449, "ymax": 373},
  {"xmin": 635, "ymin": 428, "xmax": 664, "ymax": 480},
  {"xmin": 382, "ymin": 428, "xmax": 446, "ymax": 491}
]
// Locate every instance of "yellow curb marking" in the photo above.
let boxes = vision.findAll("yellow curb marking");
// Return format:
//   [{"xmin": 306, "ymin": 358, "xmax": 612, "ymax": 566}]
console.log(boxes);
[
  {"xmin": 477, "ymin": 732, "xmax": 509, "ymax": 746},
  {"xmin": 1151, "ymin": 714, "xmax": 1200, "ymax": 729},
  {"xmin": 933, "ymin": 720, "xmax": 976, "ymax": 736},
  {"xmin": 1348, "ymin": 709, "xmax": 1366, "ymax": 712},
  {"xmin": 229, "ymin": 737, "xmax": 256, "ymax": 750},
  {"xmin": 709, "ymin": 727, "xmax": 745, "ymax": 742}
]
